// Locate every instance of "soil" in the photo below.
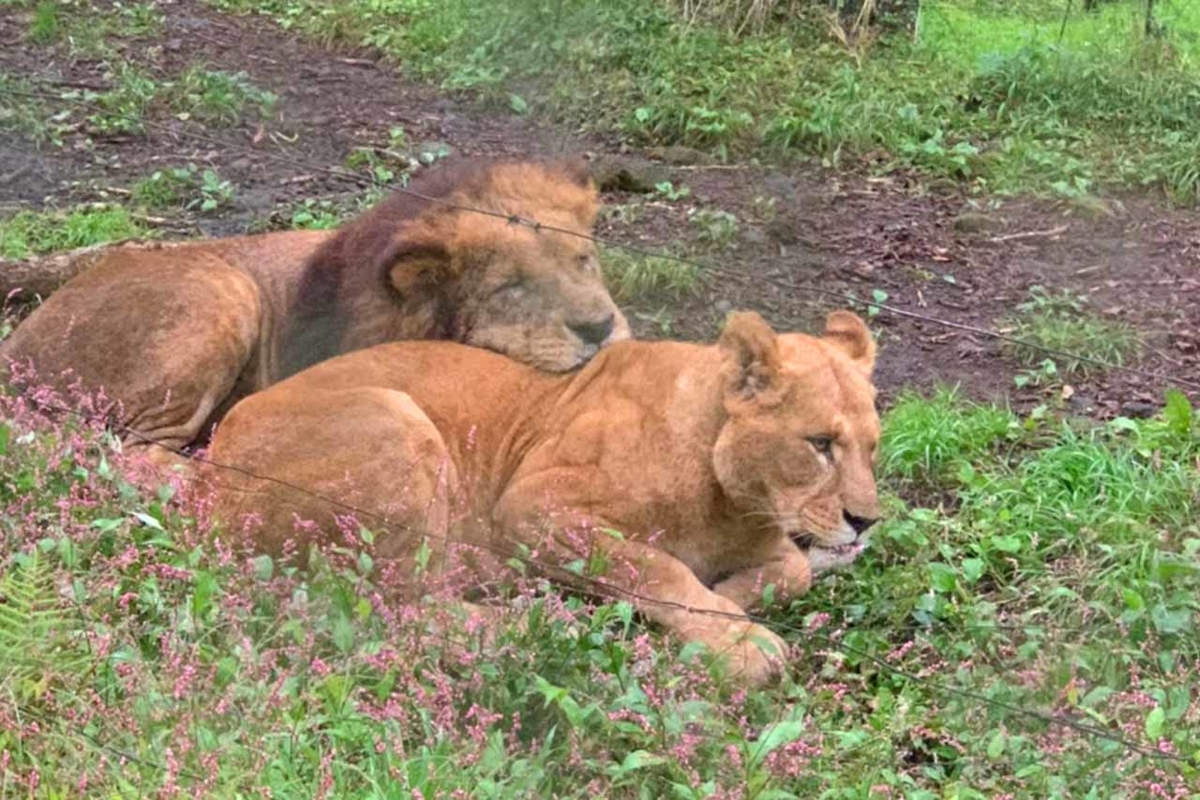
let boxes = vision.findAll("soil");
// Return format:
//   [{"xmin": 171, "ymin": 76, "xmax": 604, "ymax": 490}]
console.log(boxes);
[{"xmin": 2, "ymin": 0, "xmax": 1197, "ymax": 417}]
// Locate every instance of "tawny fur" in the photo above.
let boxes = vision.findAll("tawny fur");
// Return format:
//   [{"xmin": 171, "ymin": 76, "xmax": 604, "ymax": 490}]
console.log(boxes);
[
  {"xmin": 208, "ymin": 310, "xmax": 882, "ymax": 686},
  {"xmin": 0, "ymin": 158, "xmax": 629, "ymax": 457}
]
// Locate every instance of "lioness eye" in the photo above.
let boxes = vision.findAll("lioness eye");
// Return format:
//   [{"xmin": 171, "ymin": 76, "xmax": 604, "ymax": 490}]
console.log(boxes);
[{"xmin": 807, "ymin": 436, "xmax": 834, "ymax": 456}]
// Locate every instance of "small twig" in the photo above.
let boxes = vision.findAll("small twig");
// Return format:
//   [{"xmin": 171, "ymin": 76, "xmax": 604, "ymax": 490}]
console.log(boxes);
[{"xmin": 987, "ymin": 225, "xmax": 1069, "ymax": 243}]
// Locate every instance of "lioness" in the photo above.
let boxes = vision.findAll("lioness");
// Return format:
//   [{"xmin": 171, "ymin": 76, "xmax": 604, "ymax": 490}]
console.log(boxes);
[
  {"xmin": 209, "ymin": 310, "xmax": 881, "ymax": 685},
  {"xmin": 0, "ymin": 158, "xmax": 629, "ymax": 457}
]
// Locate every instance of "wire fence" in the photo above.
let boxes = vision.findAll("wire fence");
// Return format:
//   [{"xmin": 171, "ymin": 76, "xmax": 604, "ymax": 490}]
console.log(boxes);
[
  {"xmin": 3, "ymin": 76, "xmax": 1199, "ymax": 784},
  {"xmin": 5, "ymin": 84, "xmax": 1199, "ymax": 393},
  {"xmin": 12, "ymin": 392, "xmax": 1197, "ymax": 771}
]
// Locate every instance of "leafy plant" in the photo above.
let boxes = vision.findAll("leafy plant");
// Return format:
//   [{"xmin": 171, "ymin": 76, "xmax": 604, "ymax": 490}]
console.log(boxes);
[
  {"xmin": 192, "ymin": 169, "xmax": 236, "ymax": 212},
  {"xmin": 1003, "ymin": 286, "xmax": 1140, "ymax": 375},
  {"xmin": 167, "ymin": 65, "xmax": 278, "ymax": 124},
  {"xmin": 689, "ymin": 208, "xmax": 739, "ymax": 247}
]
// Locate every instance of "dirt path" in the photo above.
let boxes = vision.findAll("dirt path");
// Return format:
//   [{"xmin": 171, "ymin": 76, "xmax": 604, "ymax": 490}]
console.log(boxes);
[{"xmin": 2, "ymin": 0, "xmax": 1197, "ymax": 415}]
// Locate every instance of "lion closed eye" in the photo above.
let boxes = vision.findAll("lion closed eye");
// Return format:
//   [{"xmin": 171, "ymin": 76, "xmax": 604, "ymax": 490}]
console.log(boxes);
[{"xmin": 0, "ymin": 157, "xmax": 629, "ymax": 459}]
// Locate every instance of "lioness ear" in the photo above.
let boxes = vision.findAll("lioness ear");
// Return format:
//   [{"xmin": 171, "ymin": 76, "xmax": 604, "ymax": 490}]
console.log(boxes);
[
  {"xmin": 385, "ymin": 238, "xmax": 453, "ymax": 297},
  {"xmin": 719, "ymin": 311, "xmax": 782, "ymax": 401},
  {"xmin": 823, "ymin": 310, "xmax": 876, "ymax": 375}
]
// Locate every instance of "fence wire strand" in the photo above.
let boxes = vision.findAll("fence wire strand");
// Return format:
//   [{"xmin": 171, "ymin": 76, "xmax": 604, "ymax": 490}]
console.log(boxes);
[
  {"xmin": 5, "ymin": 85, "xmax": 1200, "ymax": 393},
  {"xmin": 9, "ymin": 394, "xmax": 1197, "ymax": 769},
  {"xmin": 3, "ymin": 84, "xmax": 1199, "ymax": 779}
]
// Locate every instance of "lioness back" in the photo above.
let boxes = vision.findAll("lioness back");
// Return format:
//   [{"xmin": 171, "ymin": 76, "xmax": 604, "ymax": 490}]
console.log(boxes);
[{"xmin": 208, "ymin": 311, "xmax": 883, "ymax": 687}]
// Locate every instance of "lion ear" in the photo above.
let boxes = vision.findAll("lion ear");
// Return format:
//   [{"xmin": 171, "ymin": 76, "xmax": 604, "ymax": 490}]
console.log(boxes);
[
  {"xmin": 718, "ymin": 311, "xmax": 782, "ymax": 402},
  {"xmin": 823, "ymin": 310, "xmax": 876, "ymax": 376},
  {"xmin": 553, "ymin": 155, "xmax": 595, "ymax": 189},
  {"xmin": 385, "ymin": 238, "xmax": 453, "ymax": 297}
]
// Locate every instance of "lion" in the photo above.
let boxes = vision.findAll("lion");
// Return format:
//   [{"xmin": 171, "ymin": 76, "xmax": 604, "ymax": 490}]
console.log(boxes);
[
  {"xmin": 0, "ymin": 157, "xmax": 629, "ymax": 459},
  {"xmin": 207, "ymin": 309, "xmax": 882, "ymax": 686}
]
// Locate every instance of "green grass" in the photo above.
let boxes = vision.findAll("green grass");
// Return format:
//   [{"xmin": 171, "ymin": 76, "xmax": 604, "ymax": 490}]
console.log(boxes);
[
  {"xmin": 601, "ymin": 245, "xmax": 702, "ymax": 302},
  {"xmin": 206, "ymin": 0, "xmax": 1200, "ymax": 203},
  {"xmin": 880, "ymin": 387, "xmax": 1020, "ymax": 486},
  {"xmin": 0, "ymin": 388, "xmax": 1195, "ymax": 796},
  {"xmin": 28, "ymin": 1, "xmax": 62, "ymax": 43},
  {"xmin": 1003, "ymin": 286, "xmax": 1141, "ymax": 375},
  {"xmin": 167, "ymin": 65, "xmax": 278, "ymax": 125},
  {"xmin": 0, "ymin": 206, "xmax": 147, "ymax": 259}
]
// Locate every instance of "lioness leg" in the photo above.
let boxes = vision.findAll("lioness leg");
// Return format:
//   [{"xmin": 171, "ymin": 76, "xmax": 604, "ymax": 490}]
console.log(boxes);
[
  {"xmin": 712, "ymin": 536, "xmax": 814, "ymax": 613},
  {"xmin": 208, "ymin": 386, "xmax": 460, "ymax": 590},
  {"xmin": 489, "ymin": 499, "xmax": 789, "ymax": 685},
  {"xmin": 599, "ymin": 538, "xmax": 788, "ymax": 686}
]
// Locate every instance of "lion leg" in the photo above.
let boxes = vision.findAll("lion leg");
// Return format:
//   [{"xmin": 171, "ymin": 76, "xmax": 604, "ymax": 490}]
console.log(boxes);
[
  {"xmin": 2, "ymin": 257, "xmax": 263, "ymax": 455},
  {"xmin": 208, "ymin": 386, "xmax": 460, "ymax": 594},
  {"xmin": 712, "ymin": 536, "xmax": 814, "ymax": 613}
]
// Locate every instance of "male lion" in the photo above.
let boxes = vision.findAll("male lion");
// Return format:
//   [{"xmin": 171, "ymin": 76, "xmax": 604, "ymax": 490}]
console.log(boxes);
[
  {"xmin": 208, "ymin": 310, "xmax": 881, "ymax": 685},
  {"xmin": 0, "ymin": 157, "xmax": 629, "ymax": 457}
]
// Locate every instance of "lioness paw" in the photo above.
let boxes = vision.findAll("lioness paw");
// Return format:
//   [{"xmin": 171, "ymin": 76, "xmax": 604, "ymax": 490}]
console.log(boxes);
[{"xmin": 713, "ymin": 622, "xmax": 788, "ymax": 687}]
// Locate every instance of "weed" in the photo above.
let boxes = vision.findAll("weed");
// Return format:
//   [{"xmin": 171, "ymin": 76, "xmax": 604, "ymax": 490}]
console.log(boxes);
[
  {"xmin": 0, "ymin": 76, "xmax": 59, "ymax": 144},
  {"xmin": 119, "ymin": 1, "xmax": 164, "ymax": 36},
  {"xmin": 881, "ymin": 387, "xmax": 1019, "ymax": 486},
  {"xmin": 653, "ymin": 180, "xmax": 691, "ymax": 201},
  {"xmin": 689, "ymin": 208, "xmax": 739, "ymax": 247},
  {"xmin": 0, "ymin": 206, "xmax": 147, "ymax": 259},
  {"xmin": 167, "ymin": 66, "xmax": 277, "ymax": 125},
  {"xmin": 601, "ymin": 245, "xmax": 701, "ymax": 302},
  {"xmin": 289, "ymin": 198, "xmax": 343, "ymax": 229},
  {"xmin": 1003, "ymin": 286, "xmax": 1140, "ymax": 375},
  {"xmin": 130, "ymin": 166, "xmax": 199, "ymax": 210},
  {"xmin": 192, "ymin": 169, "xmax": 236, "ymax": 212},
  {"xmin": 78, "ymin": 62, "xmax": 158, "ymax": 135},
  {"xmin": 28, "ymin": 1, "xmax": 61, "ymax": 44}
]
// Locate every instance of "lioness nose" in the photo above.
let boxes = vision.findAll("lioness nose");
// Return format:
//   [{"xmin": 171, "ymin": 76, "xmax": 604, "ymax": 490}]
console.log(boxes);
[
  {"xmin": 569, "ymin": 314, "xmax": 615, "ymax": 346},
  {"xmin": 844, "ymin": 510, "xmax": 877, "ymax": 536}
]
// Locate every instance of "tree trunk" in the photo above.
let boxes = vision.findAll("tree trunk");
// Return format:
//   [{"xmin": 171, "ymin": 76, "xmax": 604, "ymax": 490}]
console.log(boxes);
[{"xmin": 831, "ymin": 0, "xmax": 920, "ymax": 32}]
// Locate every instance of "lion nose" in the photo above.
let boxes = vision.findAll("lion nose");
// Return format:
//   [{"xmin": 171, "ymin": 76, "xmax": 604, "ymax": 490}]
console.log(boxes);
[
  {"xmin": 569, "ymin": 314, "xmax": 615, "ymax": 346},
  {"xmin": 843, "ymin": 510, "xmax": 877, "ymax": 536}
]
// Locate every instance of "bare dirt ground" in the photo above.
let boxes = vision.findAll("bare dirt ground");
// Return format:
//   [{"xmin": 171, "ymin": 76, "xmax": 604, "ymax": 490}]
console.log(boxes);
[{"xmin": 3, "ymin": 0, "xmax": 1197, "ymax": 416}]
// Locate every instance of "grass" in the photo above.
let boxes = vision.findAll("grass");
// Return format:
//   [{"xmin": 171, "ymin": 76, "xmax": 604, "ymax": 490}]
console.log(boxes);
[
  {"xmin": 879, "ymin": 387, "xmax": 1020, "ymax": 486},
  {"xmin": 167, "ymin": 65, "xmax": 278, "ymax": 125},
  {"xmin": 202, "ymin": 0, "xmax": 1200, "ymax": 203},
  {"xmin": 0, "ymin": 207, "xmax": 147, "ymax": 260},
  {"xmin": 0, "ymin": 382, "xmax": 1195, "ymax": 796},
  {"xmin": 601, "ymin": 246, "xmax": 702, "ymax": 303},
  {"xmin": 1003, "ymin": 286, "xmax": 1141, "ymax": 375}
]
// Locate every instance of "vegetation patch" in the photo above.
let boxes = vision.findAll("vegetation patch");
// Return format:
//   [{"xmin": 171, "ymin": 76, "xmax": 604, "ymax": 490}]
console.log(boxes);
[
  {"xmin": 1002, "ymin": 286, "xmax": 1141, "ymax": 377},
  {"xmin": 208, "ymin": 0, "xmax": 1200, "ymax": 201},
  {"xmin": 0, "ymin": 207, "xmax": 147, "ymax": 260},
  {"xmin": 0, "ymin": 386, "xmax": 1194, "ymax": 796},
  {"xmin": 601, "ymin": 245, "xmax": 702, "ymax": 303}
]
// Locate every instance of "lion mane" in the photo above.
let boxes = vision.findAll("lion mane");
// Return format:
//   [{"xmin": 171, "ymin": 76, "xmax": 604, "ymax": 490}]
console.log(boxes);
[{"xmin": 0, "ymin": 157, "xmax": 629, "ymax": 458}]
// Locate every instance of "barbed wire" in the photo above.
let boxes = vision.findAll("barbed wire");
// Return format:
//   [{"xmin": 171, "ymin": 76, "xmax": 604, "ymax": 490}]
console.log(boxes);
[
  {"xmin": 3, "ymin": 79, "xmax": 1198, "ymax": 773},
  {"xmin": 5, "ymin": 85, "xmax": 1199, "ymax": 393},
  {"xmin": 9, "ymin": 394, "xmax": 1196, "ymax": 768}
]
